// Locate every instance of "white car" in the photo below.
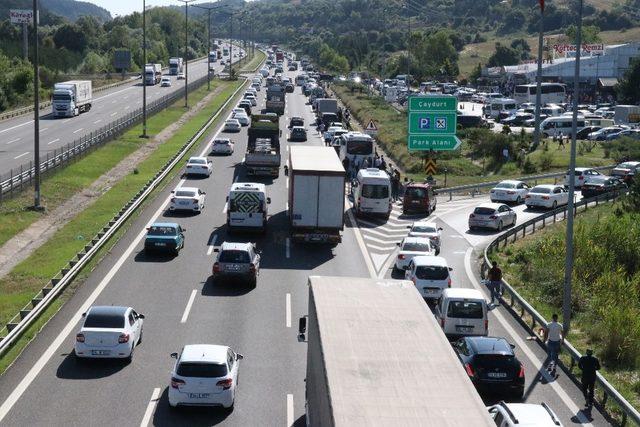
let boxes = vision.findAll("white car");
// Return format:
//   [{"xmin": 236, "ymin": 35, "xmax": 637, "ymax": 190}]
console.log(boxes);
[
  {"xmin": 74, "ymin": 306, "xmax": 144, "ymax": 361},
  {"xmin": 394, "ymin": 237, "xmax": 435, "ymax": 271},
  {"xmin": 405, "ymin": 255, "xmax": 453, "ymax": 301},
  {"xmin": 251, "ymin": 81, "xmax": 261, "ymax": 91},
  {"xmin": 185, "ymin": 156, "xmax": 212, "ymax": 177},
  {"xmin": 468, "ymin": 202, "xmax": 517, "ymax": 231},
  {"xmin": 160, "ymin": 76, "xmax": 172, "ymax": 87},
  {"xmin": 233, "ymin": 111, "xmax": 250, "ymax": 126},
  {"xmin": 407, "ymin": 221, "xmax": 443, "ymax": 254},
  {"xmin": 525, "ymin": 184, "xmax": 569, "ymax": 209},
  {"xmin": 487, "ymin": 402, "xmax": 563, "ymax": 427},
  {"xmin": 168, "ymin": 344, "xmax": 243, "ymax": 409},
  {"xmin": 170, "ymin": 186, "xmax": 205, "ymax": 213},
  {"xmin": 211, "ymin": 137, "xmax": 234, "ymax": 155},
  {"xmin": 177, "ymin": 72, "xmax": 185, "ymax": 80},
  {"xmin": 224, "ymin": 118, "xmax": 241, "ymax": 132},
  {"xmin": 490, "ymin": 180, "xmax": 529, "ymax": 204},
  {"xmin": 564, "ymin": 167, "xmax": 602, "ymax": 188},
  {"xmin": 245, "ymin": 88, "xmax": 257, "ymax": 97},
  {"xmin": 244, "ymin": 93, "xmax": 257, "ymax": 106}
]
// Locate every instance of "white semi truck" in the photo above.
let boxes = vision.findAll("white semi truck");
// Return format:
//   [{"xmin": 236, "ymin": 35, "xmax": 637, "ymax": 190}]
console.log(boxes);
[
  {"xmin": 144, "ymin": 63, "xmax": 162, "ymax": 85},
  {"xmin": 52, "ymin": 80, "xmax": 92, "ymax": 118},
  {"xmin": 300, "ymin": 276, "xmax": 495, "ymax": 427},
  {"xmin": 169, "ymin": 57, "xmax": 183, "ymax": 75},
  {"xmin": 288, "ymin": 146, "xmax": 345, "ymax": 244}
]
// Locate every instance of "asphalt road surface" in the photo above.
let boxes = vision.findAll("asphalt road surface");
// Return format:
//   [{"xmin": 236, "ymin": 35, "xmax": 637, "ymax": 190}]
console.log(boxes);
[
  {"xmin": 0, "ymin": 44, "xmax": 240, "ymax": 177},
  {"xmin": 0, "ymin": 64, "xmax": 610, "ymax": 426}
]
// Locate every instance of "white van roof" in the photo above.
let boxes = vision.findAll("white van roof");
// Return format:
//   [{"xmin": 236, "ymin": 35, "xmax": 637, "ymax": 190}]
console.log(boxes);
[
  {"xmin": 442, "ymin": 288, "xmax": 485, "ymax": 300},
  {"xmin": 230, "ymin": 182, "xmax": 266, "ymax": 193},
  {"xmin": 411, "ymin": 255, "xmax": 448, "ymax": 267},
  {"xmin": 358, "ymin": 168, "xmax": 390, "ymax": 180}
]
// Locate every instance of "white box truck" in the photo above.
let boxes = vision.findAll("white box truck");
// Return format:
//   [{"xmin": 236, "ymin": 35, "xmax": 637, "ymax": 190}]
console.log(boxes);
[
  {"xmin": 52, "ymin": 80, "xmax": 92, "ymax": 118},
  {"xmin": 144, "ymin": 63, "xmax": 162, "ymax": 85},
  {"xmin": 614, "ymin": 104, "xmax": 640, "ymax": 125},
  {"xmin": 169, "ymin": 57, "xmax": 183, "ymax": 75},
  {"xmin": 288, "ymin": 146, "xmax": 345, "ymax": 243},
  {"xmin": 300, "ymin": 276, "xmax": 495, "ymax": 427}
]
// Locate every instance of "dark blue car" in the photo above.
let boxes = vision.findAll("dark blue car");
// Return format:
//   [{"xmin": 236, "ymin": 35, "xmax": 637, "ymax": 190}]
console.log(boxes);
[{"xmin": 144, "ymin": 222, "xmax": 185, "ymax": 255}]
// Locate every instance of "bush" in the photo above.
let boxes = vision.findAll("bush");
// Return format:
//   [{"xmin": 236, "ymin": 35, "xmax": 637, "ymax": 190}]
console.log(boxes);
[
  {"xmin": 521, "ymin": 156, "xmax": 537, "ymax": 174},
  {"xmin": 537, "ymin": 151, "xmax": 554, "ymax": 171}
]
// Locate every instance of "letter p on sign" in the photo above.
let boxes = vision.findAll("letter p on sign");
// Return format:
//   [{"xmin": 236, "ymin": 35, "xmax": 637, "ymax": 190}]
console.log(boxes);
[{"xmin": 419, "ymin": 117, "xmax": 431, "ymax": 130}]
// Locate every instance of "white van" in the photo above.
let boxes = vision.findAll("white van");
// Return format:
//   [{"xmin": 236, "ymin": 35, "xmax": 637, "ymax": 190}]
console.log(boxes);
[
  {"xmin": 404, "ymin": 255, "xmax": 452, "ymax": 300},
  {"xmin": 487, "ymin": 98, "xmax": 518, "ymax": 119},
  {"xmin": 541, "ymin": 116, "xmax": 586, "ymax": 137},
  {"xmin": 353, "ymin": 168, "xmax": 392, "ymax": 217},
  {"xmin": 226, "ymin": 182, "xmax": 271, "ymax": 232},
  {"xmin": 435, "ymin": 288, "xmax": 488, "ymax": 339},
  {"xmin": 295, "ymin": 74, "xmax": 307, "ymax": 86}
]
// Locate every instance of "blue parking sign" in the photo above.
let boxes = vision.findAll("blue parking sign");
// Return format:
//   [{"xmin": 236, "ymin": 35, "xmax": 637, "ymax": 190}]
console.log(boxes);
[{"xmin": 418, "ymin": 117, "xmax": 431, "ymax": 130}]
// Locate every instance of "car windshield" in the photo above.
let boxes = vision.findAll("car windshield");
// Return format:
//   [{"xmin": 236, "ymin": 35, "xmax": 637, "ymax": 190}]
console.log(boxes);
[
  {"xmin": 495, "ymin": 182, "xmax": 516, "ymax": 189},
  {"xmin": 405, "ymin": 187, "xmax": 427, "ymax": 198},
  {"xmin": 214, "ymin": 140, "xmax": 229, "ymax": 145},
  {"xmin": 175, "ymin": 190, "xmax": 196, "ymax": 197},
  {"xmin": 219, "ymin": 250, "xmax": 250, "ymax": 263},
  {"xmin": 148, "ymin": 226, "xmax": 178, "ymax": 236},
  {"xmin": 473, "ymin": 207, "xmax": 496, "ymax": 215},
  {"xmin": 415, "ymin": 265, "xmax": 449, "ymax": 280},
  {"xmin": 412, "ymin": 225, "xmax": 436, "ymax": 233},
  {"xmin": 189, "ymin": 158, "xmax": 206, "ymax": 164},
  {"xmin": 402, "ymin": 242, "xmax": 431, "ymax": 252},
  {"xmin": 177, "ymin": 362, "xmax": 228, "ymax": 378},
  {"xmin": 53, "ymin": 94, "xmax": 71, "ymax": 101},
  {"xmin": 586, "ymin": 177, "xmax": 608, "ymax": 185},
  {"xmin": 447, "ymin": 300, "xmax": 484, "ymax": 318},
  {"xmin": 84, "ymin": 312, "xmax": 125, "ymax": 328},
  {"xmin": 530, "ymin": 187, "xmax": 551, "ymax": 194},
  {"xmin": 361, "ymin": 184, "xmax": 389, "ymax": 199}
]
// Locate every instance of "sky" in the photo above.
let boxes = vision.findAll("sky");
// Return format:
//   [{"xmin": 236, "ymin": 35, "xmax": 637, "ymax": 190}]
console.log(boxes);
[{"xmin": 83, "ymin": 1, "xmax": 185, "ymax": 18}]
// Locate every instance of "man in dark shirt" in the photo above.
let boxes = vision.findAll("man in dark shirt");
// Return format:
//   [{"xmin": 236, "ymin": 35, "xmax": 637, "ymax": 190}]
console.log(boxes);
[
  {"xmin": 578, "ymin": 349, "xmax": 601, "ymax": 407},
  {"xmin": 487, "ymin": 261, "xmax": 502, "ymax": 305}
]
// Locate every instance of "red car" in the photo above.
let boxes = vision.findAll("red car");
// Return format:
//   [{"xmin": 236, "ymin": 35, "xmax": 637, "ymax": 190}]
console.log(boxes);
[{"xmin": 402, "ymin": 183, "xmax": 437, "ymax": 215}]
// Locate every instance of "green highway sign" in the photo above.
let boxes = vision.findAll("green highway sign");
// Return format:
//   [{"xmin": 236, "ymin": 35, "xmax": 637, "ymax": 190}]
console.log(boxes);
[{"xmin": 407, "ymin": 95, "xmax": 460, "ymax": 151}]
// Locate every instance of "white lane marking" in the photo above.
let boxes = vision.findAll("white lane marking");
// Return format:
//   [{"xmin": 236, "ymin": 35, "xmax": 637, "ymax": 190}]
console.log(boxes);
[
  {"xmin": 345, "ymin": 201, "xmax": 377, "ymax": 279},
  {"xmin": 123, "ymin": 96, "xmax": 129, "ymax": 100},
  {"xmin": 13, "ymin": 152, "xmax": 29, "ymax": 160},
  {"xmin": 233, "ymin": 175, "xmax": 238, "ymax": 183},
  {"xmin": 124, "ymin": 106, "xmax": 130, "ymax": 110},
  {"xmin": 285, "ymin": 178, "xmax": 289, "ymax": 189},
  {"xmin": 286, "ymin": 394, "xmax": 294, "ymax": 427},
  {"xmin": 222, "ymin": 202, "xmax": 228, "ymax": 213},
  {"xmin": 285, "ymin": 293, "xmax": 291, "ymax": 328},
  {"xmin": 0, "ymin": 120, "xmax": 33, "ymax": 134},
  {"xmin": 72, "ymin": 128, "xmax": 83, "ymax": 134},
  {"xmin": 207, "ymin": 235, "xmax": 218, "ymax": 255},
  {"xmin": 6, "ymin": 138, "xmax": 20, "ymax": 145},
  {"xmin": 112, "ymin": 100, "xmax": 117, "ymax": 104},
  {"xmin": 62, "ymin": 119, "xmax": 72, "ymax": 124},
  {"xmin": 139, "ymin": 387, "xmax": 161, "ymax": 427},
  {"xmin": 110, "ymin": 112, "xmax": 117, "ymax": 117},
  {"xmin": 180, "ymin": 289, "xmax": 198, "ymax": 324},
  {"xmin": 207, "ymin": 245, "xmax": 214, "ymax": 255},
  {"xmin": 366, "ymin": 242, "xmax": 397, "ymax": 252},
  {"xmin": 285, "ymin": 238, "xmax": 290, "ymax": 258},
  {"xmin": 463, "ymin": 248, "xmax": 593, "ymax": 425},
  {"xmin": 47, "ymin": 138, "xmax": 60, "ymax": 145},
  {"xmin": 93, "ymin": 119, "xmax": 102, "ymax": 124},
  {"xmin": 39, "ymin": 127, "xmax": 48, "ymax": 132}
]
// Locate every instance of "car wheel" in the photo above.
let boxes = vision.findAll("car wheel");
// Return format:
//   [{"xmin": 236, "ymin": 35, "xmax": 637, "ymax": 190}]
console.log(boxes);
[
  {"xmin": 126, "ymin": 344, "xmax": 135, "ymax": 364},
  {"xmin": 138, "ymin": 329, "xmax": 143, "ymax": 344},
  {"xmin": 516, "ymin": 196, "xmax": 522, "ymax": 204},
  {"xmin": 552, "ymin": 200, "xmax": 558, "ymax": 209},
  {"xmin": 249, "ymin": 277, "xmax": 257, "ymax": 288},
  {"xmin": 497, "ymin": 221, "xmax": 503, "ymax": 232}
]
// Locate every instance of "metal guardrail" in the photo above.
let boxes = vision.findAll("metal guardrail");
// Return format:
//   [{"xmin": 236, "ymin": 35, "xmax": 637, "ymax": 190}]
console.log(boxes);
[
  {"xmin": 0, "ymin": 77, "xmax": 249, "ymax": 358},
  {"xmin": 0, "ymin": 73, "xmax": 214, "ymax": 204},
  {"xmin": 481, "ymin": 190, "xmax": 640, "ymax": 426}
]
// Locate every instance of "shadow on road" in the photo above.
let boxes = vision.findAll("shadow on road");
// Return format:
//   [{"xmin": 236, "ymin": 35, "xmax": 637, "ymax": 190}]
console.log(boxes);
[
  {"xmin": 152, "ymin": 387, "xmax": 231, "ymax": 427},
  {"xmin": 56, "ymin": 352, "xmax": 128, "ymax": 380}
]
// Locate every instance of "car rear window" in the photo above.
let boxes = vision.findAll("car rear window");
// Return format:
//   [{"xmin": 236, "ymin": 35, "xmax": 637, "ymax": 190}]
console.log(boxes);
[
  {"xmin": 177, "ymin": 362, "xmax": 228, "ymax": 378},
  {"xmin": 473, "ymin": 338, "xmax": 512, "ymax": 354},
  {"xmin": 175, "ymin": 190, "xmax": 196, "ymax": 197},
  {"xmin": 567, "ymin": 170, "xmax": 583, "ymax": 176},
  {"xmin": 495, "ymin": 183, "xmax": 516, "ymax": 189},
  {"xmin": 214, "ymin": 140, "xmax": 229, "ymax": 145},
  {"xmin": 473, "ymin": 207, "xmax": 496, "ymax": 215},
  {"xmin": 530, "ymin": 186, "xmax": 551, "ymax": 194},
  {"xmin": 405, "ymin": 187, "xmax": 427, "ymax": 198},
  {"xmin": 402, "ymin": 242, "xmax": 431, "ymax": 252},
  {"xmin": 190, "ymin": 158, "xmax": 206, "ymax": 164},
  {"xmin": 585, "ymin": 176, "xmax": 607, "ymax": 185},
  {"xmin": 415, "ymin": 265, "xmax": 449, "ymax": 280},
  {"xmin": 362, "ymin": 184, "xmax": 389, "ymax": 199},
  {"xmin": 219, "ymin": 250, "xmax": 250, "ymax": 263},
  {"xmin": 84, "ymin": 312, "xmax": 125, "ymax": 328},
  {"xmin": 148, "ymin": 226, "xmax": 177, "ymax": 236},
  {"xmin": 447, "ymin": 301, "xmax": 484, "ymax": 319},
  {"xmin": 412, "ymin": 225, "xmax": 436, "ymax": 233}
]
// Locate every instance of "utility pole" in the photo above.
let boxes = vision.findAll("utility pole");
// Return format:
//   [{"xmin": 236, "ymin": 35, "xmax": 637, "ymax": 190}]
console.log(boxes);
[
  {"xmin": 140, "ymin": 0, "xmax": 148, "ymax": 138},
  {"xmin": 563, "ymin": 0, "xmax": 584, "ymax": 337},
  {"xmin": 178, "ymin": 0, "xmax": 194, "ymax": 108},
  {"xmin": 192, "ymin": 3, "xmax": 216, "ymax": 91},
  {"xmin": 32, "ymin": 0, "xmax": 43, "ymax": 211},
  {"xmin": 229, "ymin": 15, "xmax": 233, "ymax": 75},
  {"xmin": 406, "ymin": 0, "xmax": 411, "ymax": 81},
  {"xmin": 531, "ymin": 2, "xmax": 545, "ymax": 151}
]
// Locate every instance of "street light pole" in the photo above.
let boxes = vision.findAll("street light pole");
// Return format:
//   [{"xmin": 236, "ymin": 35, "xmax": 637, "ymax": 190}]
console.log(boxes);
[
  {"xmin": 32, "ymin": 0, "xmax": 43, "ymax": 210},
  {"xmin": 532, "ymin": 3, "xmax": 545, "ymax": 151},
  {"xmin": 192, "ymin": 3, "xmax": 219, "ymax": 91},
  {"xmin": 229, "ymin": 15, "xmax": 233, "ymax": 75},
  {"xmin": 140, "ymin": 0, "xmax": 148, "ymax": 138},
  {"xmin": 563, "ymin": 0, "xmax": 584, "ymax": 337},
  {"xmin": 178, "ymin": 0, "xmax": 194, "ymax": 108}
]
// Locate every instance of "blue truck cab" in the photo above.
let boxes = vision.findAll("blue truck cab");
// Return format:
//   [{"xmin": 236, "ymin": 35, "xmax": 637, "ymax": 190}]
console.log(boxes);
[{"xmin": 144, "ymin": 222, "xmax": 185, "ymax": 255}]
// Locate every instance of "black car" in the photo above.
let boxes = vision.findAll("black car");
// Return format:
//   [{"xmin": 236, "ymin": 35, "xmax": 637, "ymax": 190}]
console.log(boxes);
[
  {"xmin": 576, "ymin": 126, "xmax": 602, "ymax": 140},
  {"xmin": 288, "ymin": 116, "xmax": 304, "ymax": 129},
  {"xmin": 453, "ymin": 336, "xmax": 524, "ymax": 399},
  {"xmin": 580, "ymin": 175, "xmax": 627, "ymax": 199},
  {"xmin": 285, "ymin": 83, "xmax": 294, "ymax": 93},
  {"xmin": 501, "ymin": 113, "xmax": 534, "ymax": 126},
  {"xmin": 289, "ymin": 126, "xmax": 307, "ymax": 142}
]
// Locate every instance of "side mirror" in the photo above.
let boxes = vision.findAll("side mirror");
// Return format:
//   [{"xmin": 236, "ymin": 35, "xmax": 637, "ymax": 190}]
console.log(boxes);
[
  {"xmin": 181, "ymin": 227, "xmax": 187, "ymax": 232},
  {"xmin": 298, "ymin": 316, "xmax": 307, "ymax": 340},
  {"xmin": 510, "ymin": 343, "xmax": 516, "ymax": 349},
  {"xmin": 170, "ymin": 352, "xmax": 178, "ymax": 359},
  {"xmin": 406, "ymin": 225, "xmax": 411, "ymax": 229},
  {"xmin": 171, "ymin": 190, "xmax": 175, "ymax": 193},
  {"xmin": 226, "ymin": 196, "xmax": 229, "ymax": 202},
  {"xmin": 396, "ymin": 242, "xmax": 401, "ymax": 246},
  {"xmin": 214, "ymin": 248, "xmax": 220, "ymax": 253},
  {"xmin": 449, "ymin": 267, "xmax": 453, "ymax": 271},
  {"xmin": 267, "ymin": 197, "xmax": 271, "ymax": 204},
  {"xmin": 81, "ymin": 312, "xmax": 86, "ymax": 317},
  {"xmin": 146, "ymin": 227, "xmax": 150, "ymax": 231},
  {"xmin": 236, "ymin": 353, "xmax": 244, "ymax": 360},
  {"xmin": 438, "ymin": 227, "xmax": 443, "ymax": 231},
  {"xmin": 138, "ymin": 314, "xmax": 145, "ymax": 319},
  {"xmin": 202, "ymin": 192, "xmax": 206, "ymax": 195}
]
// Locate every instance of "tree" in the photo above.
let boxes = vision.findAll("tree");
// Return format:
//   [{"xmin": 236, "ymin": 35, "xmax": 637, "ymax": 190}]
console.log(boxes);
[
  {"xmin": 565, "ymin": 24, "xmax": 601, "ymax": 43},
  {"xmin": 487, "ymin": 43, "xmax": 520, "ymax": 67},
  {"xmin": 616, "ymin": 58, "xmax": 640, "ymax": 104},
  {"xmin": 469, "ymin": 62, "xmax": 482, "ymax": 83},
  {"xmin": 53, "ymin": 24, "xmax": 88, "ymax": 53}
]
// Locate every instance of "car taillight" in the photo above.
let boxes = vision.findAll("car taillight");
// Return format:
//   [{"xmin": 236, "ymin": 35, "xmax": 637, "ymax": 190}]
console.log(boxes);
[
  {"xmin": 489, "ymin": 215, "xmax": 497, "ymax": 219},
  {"xmin": 76, "ymin": 333, "xmax": 85, "ymax": 343},
  {"xmin": 216, "ymin": 378, "xmax": 233, "ymax": 390},
  {"xmin": 579, "ymin": 175, "xmax": 584, "ymax": 180},
  {"xmin": 398, "ymin": 254, "xmax": 405, "ymax": 260},
  {"xmin": 447, "ymin": 278, "xmax": 452, "ymax": 287},
  {"xmin": 118, "ymin": 333, "xmax": 130, "ymax": 343},
  {"xmin": 525, "ymin": 195, "xmax": 531, "ymax": 198},
  {"xmin": 249, "ymin": 263, "xmax": 256, "ymax": 273},
  {"xmin": 192, "ymin": 199, "xmax": 198, "ymax": 203},
  {"xmin": 518, "ymin": 365, "xmax": 525, "ymax": 378},
  {"xmin": 469, "ymin": 213, "xmax": 475, "ymax": 218},
  {"xmin": 171, "ymin": 377, "xmax": 185, "ymax": 389},
  {"xmin": 440, "ymin": 317, "xmax": 445, "ymax": 328},
  {"xmin": 490, "ymin": 190, "xmax": 495, "ymax": 193},
  {"xmin": 484, "ymin": 319, "xmax": 489, "ymax": 331},
  {"xmin": 465, "ymin": 363, "xmax": 475, "ymax": 377},
  {"xmin": 201, "ymin": 166, "xmax": 208, "ymax": 169},
  {"xmin": 507, "ymin": 191, "xmax": 515, "ymax": 194},
  {"xmin": 542, "ymin": 196, "xmax": 549, "ymax": 200},
  {"xmin": 213, "ymin": 262, "xmax": 221, "ymax": 273}
]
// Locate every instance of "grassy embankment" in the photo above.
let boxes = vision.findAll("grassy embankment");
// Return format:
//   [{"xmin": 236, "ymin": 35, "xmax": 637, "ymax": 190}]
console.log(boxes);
[
  {"xmin": 240, "ymin": 49, "xmax": 266, "ymax": 73},
  {"xmin": 332, "ymin": 83, "xmax": 613, "ymax": 186},
  {"xmin": 492, "ymin": 201, "xmax": 640, "ymax": 413},
  {"xmin": 0, "ymin": 79, "xmax": 245, "ymax": 373}
]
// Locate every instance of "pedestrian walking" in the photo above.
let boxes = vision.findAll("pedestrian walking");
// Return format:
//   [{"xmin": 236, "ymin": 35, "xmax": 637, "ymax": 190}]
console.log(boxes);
[
  {"xmin": 391, "ymin": 170, "xmax": 400, "ymax": 201},
  {"xmin": 374, "ymin": 155, "xmax": 381, "ymax": 168},
  {"xmin": 378, "ymin": 155, "xmax": 387, "ymax": 171},
  {"xmin": 487, "ymin": 261, "xmax": 503, "ymax": 305},
  {"xmin": 578, "ymin": 349, "xmax": 601, "ymax": 407},
  {"xmin": 543, "ymin": 314, "xmax": 564, "ymax": 373},
  {"xmin": 319, "ymin": 122, "xmax": 325, "ymax": 135}
]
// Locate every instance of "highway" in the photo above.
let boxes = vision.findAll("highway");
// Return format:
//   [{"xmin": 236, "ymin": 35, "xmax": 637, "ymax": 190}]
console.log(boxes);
[
  {"xmin": 0, "ymin": 43, "xmax": 238, "ymax": 176},
  {"xmin": 0, "ymin": 64, "xmax": 609, "ymax": 426}
]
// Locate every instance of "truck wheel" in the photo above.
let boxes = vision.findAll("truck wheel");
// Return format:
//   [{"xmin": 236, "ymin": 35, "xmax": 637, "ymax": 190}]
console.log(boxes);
[{"xmin": 74, "ymin": 107, "xmax": 79, "ymax": 116}]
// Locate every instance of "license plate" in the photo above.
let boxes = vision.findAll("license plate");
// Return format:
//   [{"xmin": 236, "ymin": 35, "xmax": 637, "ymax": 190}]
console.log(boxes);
[
  {"xmin": 456, "ymin": 325, "xmax": 473, "ymax": 332},
  {"xmin": 497, "ymin": 192, "xmax": 505, "ymax": 196},
  {"xmin": 91, "ymin": 350, "xmax": 110, "ymax": 355},
  {"xmin": 423, "ymin": 288, "xmax": 438, "ymax": 294},
  {"xmin": 412, "ymin": 200, "xmax": 421, "ymax": 204},
  {"xmin": 487, "ymin": 372, "xmax": 508, "ymax": 378},
  {"xmin": 155, "ymin": 242, "xmax": 167, "ymax": 247},
  {"xmin": 188, "ymin": 393, "xmax": 210, "ymax": 399},
  {"xmin": 179, "ymin": 201, "xmax": 189, "ymax": 205},
  {"xmin": 307, "ymin": 234, "xmax": 328, "ymax": 242}
]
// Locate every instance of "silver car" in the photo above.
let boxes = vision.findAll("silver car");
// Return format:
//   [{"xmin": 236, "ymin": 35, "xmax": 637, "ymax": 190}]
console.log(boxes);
[
  {"xmin": 468, "ymin": 203, "xmax": 516, "ymax": 231},
  {"xmin": 212, "ymin": 242, "xmax": 261, "ymax": 287}
]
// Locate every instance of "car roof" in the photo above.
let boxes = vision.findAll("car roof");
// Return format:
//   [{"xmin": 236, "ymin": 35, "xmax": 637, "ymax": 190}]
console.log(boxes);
[
  {"xmin": 151, "ymin": 222, "xmax": 179, "ymax": 228},
  {"xmin": 220, "ymin": 241, "xmax": 253, "ymax": 251},
  {"xmin": 531, "ymin": 184, "xmax": 559, "ymax": 189},
  {"xmin": 465, "ymin": 336, "xmax": 513, "ymax": 355},
  {"xmin": 411, "ymin": 255, "xmax": 448, "ymax": 267},
  {"xmin": 494, "ymin": 403, "xmax": 560, "ymax": 426},
  {"xmin": 175, "ymin": 186, "xmax": 198, "ymax": 193},
  {"xmin": 496, "ymin": 180, "xmax": 524, "ymax": 185},
  {"xmin": 411, "ymin": 221, "xmax": 438, "ymax": 228},
  {"xmin": 180, "ymin": 344, "xmax": 229, "ymax": 364},
  {"xmin": 406, "ymin": 182, "xmax": 432, "ymax": 189},
  {"xmin": 87, "ymin": 305, "xmax": 129, "ymax": 317},
  {"xmin": 230, "ymin": 182, "xmax": 266, "ymax": 192},
  {"xmin": 401, "ymin": 236, "xmax": 432, "ymax": 245},
  {"xmin": 475, "ymin": 202, "xmax": 504, "ymax": 209},
  {"xmin": 443, "ymin": 288, "xmax": 485, "ymax": 300},
  {"xmin": 292, "ymin": 126, "xmax": 306, "ymax": 131}
]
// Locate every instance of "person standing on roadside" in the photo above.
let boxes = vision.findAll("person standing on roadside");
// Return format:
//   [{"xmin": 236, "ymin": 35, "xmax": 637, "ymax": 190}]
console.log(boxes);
[
  {"xmin": 543, "ymin": 314, "xmax": 564, "ymax": 373},
  {"xmin": 578, "ymin": 349, "xmax": 601, "ymax": 408},
  {"xmin": 390, "ymin": 170, "xmax": 400, "ymax": 201},
  {"xmin": 487, "ymin": 261, "xmax": 503, "ymax": 305}
]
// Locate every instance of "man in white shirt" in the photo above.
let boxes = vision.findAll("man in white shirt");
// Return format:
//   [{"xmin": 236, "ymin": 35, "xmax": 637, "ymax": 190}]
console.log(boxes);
[{"xmin": 543, "ymin": 313, "xmax": 564, "ymax": 372}]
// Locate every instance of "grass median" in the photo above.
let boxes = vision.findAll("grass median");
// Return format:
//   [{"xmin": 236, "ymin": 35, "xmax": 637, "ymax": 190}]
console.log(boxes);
[
  {"xmin": 0, "ymin": 79, "xmax": 245, "ymax": 373},
  {"xmin": 240, "ymin": 50, "xmax": 266, "ymax": 73}
]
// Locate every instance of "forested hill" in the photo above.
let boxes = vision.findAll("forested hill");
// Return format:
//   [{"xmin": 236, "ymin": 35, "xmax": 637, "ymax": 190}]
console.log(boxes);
[{"xmin": 0, "ymin": 0, "xmax": 111, "ymax": 23}]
